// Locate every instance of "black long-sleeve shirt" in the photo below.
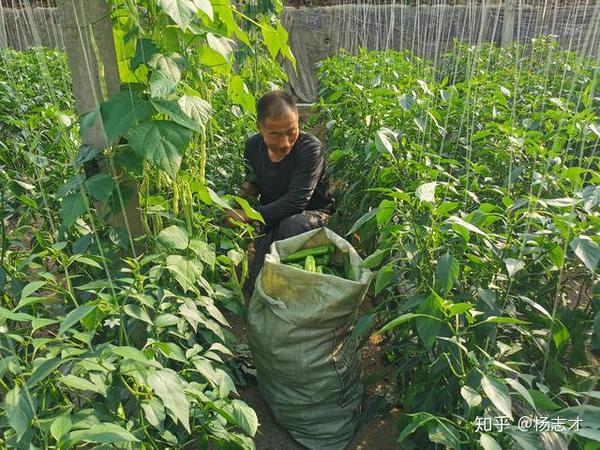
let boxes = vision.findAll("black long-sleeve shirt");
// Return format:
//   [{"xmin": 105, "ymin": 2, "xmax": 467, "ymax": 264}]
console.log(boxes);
[{"xmin": 243, "ymin": 132, "xmax": 334, "ymax": 224}]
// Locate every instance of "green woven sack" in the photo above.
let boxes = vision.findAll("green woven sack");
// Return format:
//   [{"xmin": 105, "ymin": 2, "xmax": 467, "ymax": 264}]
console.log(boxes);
[{"xmin": 247, "ymin": 227, "xmax": 373, "ymax": 450}]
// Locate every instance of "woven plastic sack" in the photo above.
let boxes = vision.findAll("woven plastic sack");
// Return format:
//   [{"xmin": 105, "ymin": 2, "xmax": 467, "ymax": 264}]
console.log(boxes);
[{"xmin": 247, "ymin": 227, "xmax": 373, "ymax": 450}]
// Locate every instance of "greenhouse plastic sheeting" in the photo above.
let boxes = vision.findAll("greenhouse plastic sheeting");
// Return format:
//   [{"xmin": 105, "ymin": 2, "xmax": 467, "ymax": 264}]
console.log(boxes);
[
  {"xmin": 247, "ymin": 227, "xmax": 373, "ymax": 450},
  {"xmin": 281, "ymin": 4, "xmax": 600, "ymax": 102}
]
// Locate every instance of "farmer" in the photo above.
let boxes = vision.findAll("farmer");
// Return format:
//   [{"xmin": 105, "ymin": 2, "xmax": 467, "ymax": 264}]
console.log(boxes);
[{"xmin": 225, "ymin": 91, "xmax": 335, "ymax": 291}]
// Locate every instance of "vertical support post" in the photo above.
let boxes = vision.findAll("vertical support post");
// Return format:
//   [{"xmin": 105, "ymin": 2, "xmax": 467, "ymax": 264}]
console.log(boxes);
[
  {"xmin": 502, "ymin": 0, "xmax": 516, "ymax": 46},
  {"xmin": 57, "ymin": 0, "xmax": 145, "ymax": 251},
  {"xmin": 0, "ymin": 6, "xmax": 8, "ymax": 49}
]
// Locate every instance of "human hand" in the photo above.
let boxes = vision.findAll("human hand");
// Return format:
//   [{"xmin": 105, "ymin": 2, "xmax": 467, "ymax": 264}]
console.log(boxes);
[
  {"xmin": 223, "ymin": 208, "xmax": 248, "ymax": 227},
  {"xmin": 239, "ymin": 181, "xmax": 259, "ymax": 199}
]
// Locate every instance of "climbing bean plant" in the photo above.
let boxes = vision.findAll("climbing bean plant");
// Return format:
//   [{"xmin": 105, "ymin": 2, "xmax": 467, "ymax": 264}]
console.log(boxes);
[{"xmin": 0, "ymin": 0, "xmax": 295, "ymax": 449}]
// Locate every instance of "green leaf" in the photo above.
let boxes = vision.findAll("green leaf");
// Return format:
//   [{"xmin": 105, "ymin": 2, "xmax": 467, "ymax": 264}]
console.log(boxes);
[
  {"xmin": 142, "ymin": 397, "xmax": 166, "ymax": 431},
  {"xmin": 177, "ymin": 95, "xmax": 211, "ymax": 129},
  {"xmin": 261, "ymin": 22, "xmax": 283, "ymax": 58},
  {"xmin": 31, "ymin": 318, "xmax": 59, "ymax": 334},
  {"xmin": 379, "ymin": 313, "xmax": 442, "ymax": 333},
  {"xmin": 65, "ymin": 422, "xmax": 139, "ymax": 447},
  {"xmin": 195, "ymin": 0, "xmax": 213, "ymax": 20},
  {"xmin": 50, "ymin": 415, "xmax": 72, "ymax": 443},
  {"xmin": 216, "ymin": 368, "xmax": 237, "ymax": 398},
  {"xmin": 148, "ymin": 368, "xmax": 190, "ymax": 432},
  {"xmin": 480, "ymin": 433, "xmax": 502, "ymax": 450},
  {"xmin": 551, "ymin": 405, "xmax": 600, "ymax": 428},
  {"xmin": 124, "ymin": 304, "xmax": 153, "ymax": 325},
  {"xmin": 166, "ymin": 255, "xmax": 203, "ymax": 292},
  {"xmin": 398, "ymin": 93, "xmax": 414, "ymax": 111},
  {"xmin": 206, "ymin": 32, "xmax": 234, "ymax": 58},
  {"xmin": 582, "ymin": 185, "xmax": 600, "ymax": 213},
  {"xmin": 347, "ymin": 208, "xmax": 378, "ymax": 235},
  {"xmin": 148, "ymin": 54, "xmax": 181, "ymax": 97},
  {"xmin": 375, "ymin": 128, "xmax": 395, "ymax": 156},
  {"xmin": 504, "ymin": 258, "xmax": 525, "ymax": 277},
  {"xmin": 448, "ymin": 302, "xmax": 474, "ymax": 316},
  {"xmin": 445, "ymin": 215, "xmax": 488, "ymax": 237},
  {"xmin": 179, "ymin": 299, "xmax": 204, "ymax": 332},
  {"xmin": 416, "ymin": 182, "xmax": 436, "ymax": 203},
  {"xmin": 199, "ymin": 44, "xmax": 230, "ymax": 74},
  {"xmin": 505, "ymin": 378, "xmax": 536, "ymax": 411},
  {"xmin": 427, "ymin": 421, "xmax": 461, "ymax": 450},
  {"xmin": 349, "ymin": 313, "xmax": 374, "ymax": 341},
  {"xmin": 276, "ymin": 22, "xmax": 295, "ymax": 66},
  {"xmin": 397, "ymin": 413, "xmax": 435, "ymax": 443},
  {"xmin": 28, "ymin": 358, "xmax": 64, "ymax": 387},
  {"xmin": 156, "ymin": 0, "xmax": 199, "ymax": 29},
  {"xmin": 375, "ymin": 264, "xmax": 394, "ymax": 295},
  {"xmin": 528, "ymin": 389, "xmax": 561, "ymax": 411},
  {"xmin": 151, "ymin": 99, "xmax": 204, "ymax": 132},
  {"xmin": 84, "ymin": 173, "xmax": 115, "ymax": 202},
  {"xmin": 416, "ymin": 294, "xmax": 443, "ymax": 350},
  {"xmin": 58, "ymin": 305, "xmax": 96, "ymax": 335},
  {"xmin": 435, "ymin": 252, "xmax": 459, "ymax": 294},
  {"xmin": 208, "ymin": 342, "xmax": 234, "ymax": 357},
  {"xmin": 149, "ymin": 69, "xmax": 178, "ymax": 98},
  {"xmin": 188, "ymin": 239, "xmax": 216, "ymax": 269},
  {"xmin": 460, "ymin": 385, "xmax": 482, "ymax": 408},
  {"xmin": 155, "ymin": 313, "xmax": 180, "ymax": 328},
  {"xmin": 61, "ymin": 192, "xmax": 88, "ymax": 229},
  {"xmin": 505, "ymin": 428, "xmax": 541, "ymax": 450},
  {"xmin": 227, "ymin": 249, "xmax": 244, "ymax": 266},
  {"xmin": 481, "ymin": 375, "xmax": 512, "ymax": 419},
  {"xmin": 417, "ymin": 79, "xmax": 434, "ymax": 96},
  {"xmin": 59, "ymin": 374, "xmax": 106, "ymax": 395},
  {"xmin": 551, "ymin": 319, "xmax": 569, "ymax": 351},
  {"xmin": 70, "ymin": 255, "xmax": 103, "ymax": 269},
  {"xmin": 127, "ymin": 120, "xmax": 192, "ymax": 178},
  {"xmin": 362, "ymin": 248, "xmax": 389, "ymax": 269},
  {"xmin": 229, "ymin": 75, "xmax": 255, "ymax": 114},
  {"xmin": 20, "ymin": 281, "xmax": 46, "ymax": 300},
  {"xmin": 131, "ymin": 38, "xmax": 159, "ymax": 70},
  {"xmin": 232, "ymin": 196, "xmax": 264, "ymax": 223},
  {"xmin": 473, "ymin": 316, "xmax": 528, "ymax": 326},
  {"xmin": 4, "ymin": 385, "xmax": 35, "ymax": 440},
  {"xmin": 157, "ymin": 225, "xmax": 189, "ymax": 250},
  {"xmin": 112, "ymin": 346, "xmax": 159, "ymax": 368},
  {"xmin": 570, "ymin": 235, "xmax": 600, "ymax": 273},
  {"xmin": 0, "ymin": 307, "xmax": 34, "ymax": 322},
  {"xmin": 100, "ymin": 90, "xmax": 151, "ymax": 144},
  {"xmin": 231, "ymin": 399, "xmax": 258, "ymax": 437}
]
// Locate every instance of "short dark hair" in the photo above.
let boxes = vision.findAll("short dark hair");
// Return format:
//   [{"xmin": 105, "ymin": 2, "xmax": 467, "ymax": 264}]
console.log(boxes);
[{"xmin": 256, "ymin": 91, "xmax": 297, "ymax": 123}]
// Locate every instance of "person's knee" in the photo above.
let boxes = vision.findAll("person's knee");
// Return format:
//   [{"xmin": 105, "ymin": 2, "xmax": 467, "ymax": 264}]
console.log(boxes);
[{"xmin": 278, "ymin": 214, "xmax": 308, "ymax": 239}]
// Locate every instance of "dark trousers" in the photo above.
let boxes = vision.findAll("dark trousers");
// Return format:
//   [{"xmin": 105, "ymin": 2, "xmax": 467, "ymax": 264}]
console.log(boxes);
[{"xmin": 247, "ymin": 210, "xmax": 329, "ymax": 294}]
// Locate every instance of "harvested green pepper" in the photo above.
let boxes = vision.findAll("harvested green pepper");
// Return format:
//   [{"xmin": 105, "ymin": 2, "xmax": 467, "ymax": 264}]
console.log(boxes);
[
  {"xmin": 316, "ymin": 266, "xmax": 323, "ymax": 274},
  {"xmin": 315, "ymin": 254, "xmax": 331, "ymax": 266},
  {"xmin": 281, "ymin": 244, "xmax": 335, "ymax": 263},
  {"xmin": 304, "ymin": 255, "xmax": 317, "ymax": 272},
  {"xmin": 343, "ymin": 253, "xmax": 356, "ymax": 281}
]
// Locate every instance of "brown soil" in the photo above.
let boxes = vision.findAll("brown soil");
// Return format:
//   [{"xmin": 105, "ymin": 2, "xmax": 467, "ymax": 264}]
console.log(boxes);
[{"xmin": 225, "ymin": 299, "xmax": 403, "ymax": 450}]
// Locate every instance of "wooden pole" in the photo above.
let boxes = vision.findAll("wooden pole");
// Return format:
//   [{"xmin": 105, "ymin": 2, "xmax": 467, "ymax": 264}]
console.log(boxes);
[
  {"xmin": 57, "ymin": 0, "xmax": 145, "ymax": 252},
  {"xmin": 502, "ymin": 0, "xmax": 516, "ymax": 46}
]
